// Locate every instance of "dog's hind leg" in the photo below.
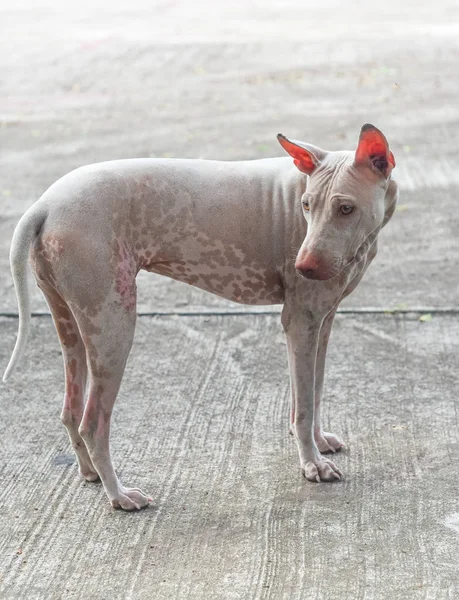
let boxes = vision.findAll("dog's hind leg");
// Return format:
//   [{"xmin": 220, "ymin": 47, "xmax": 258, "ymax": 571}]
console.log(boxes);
[
  {"xmin": 73, "ymin": 291, "xmax": 151, "ymax": 511},
  {"xmin": 40, "ymin": 283, "xmax": 99, "ymax": 482}
]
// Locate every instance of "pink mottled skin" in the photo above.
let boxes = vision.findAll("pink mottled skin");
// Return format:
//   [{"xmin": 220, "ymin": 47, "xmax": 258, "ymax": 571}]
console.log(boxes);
[
  {"xmin": 114, "ymin": 241, "xmax": 137, "ymax": 312},
  {"xmin": 4, "ymin": 124, "xmax": 398, "ymax": 510}
]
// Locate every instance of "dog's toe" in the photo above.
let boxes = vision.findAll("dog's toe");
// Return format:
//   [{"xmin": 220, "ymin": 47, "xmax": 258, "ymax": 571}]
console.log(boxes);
[
  {"xmin": 302, "ymin": 457, "xmax": 343, "ymax": 482},
  {"xmin": 80, "ymin": 468, "xmax": 101, "ymax": 483},
  {"xmin": 315, "ymin": 431, "xmax": 344, "ymax": 454},
  {"xmin": 110, "ymin": 487, "xmax": 152, "ymax": 511}
]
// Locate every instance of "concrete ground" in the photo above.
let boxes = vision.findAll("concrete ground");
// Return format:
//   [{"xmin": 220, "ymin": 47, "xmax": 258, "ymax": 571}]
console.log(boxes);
[{"xmin": 1, "ymin": 1, "xmax": 458, "ymax": 599}]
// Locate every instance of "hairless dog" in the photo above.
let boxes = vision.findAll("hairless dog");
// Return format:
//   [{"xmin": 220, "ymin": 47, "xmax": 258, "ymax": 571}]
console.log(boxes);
[{"xmin": 3, "ymin": 124, "xmax": 397, "ymax": 510}]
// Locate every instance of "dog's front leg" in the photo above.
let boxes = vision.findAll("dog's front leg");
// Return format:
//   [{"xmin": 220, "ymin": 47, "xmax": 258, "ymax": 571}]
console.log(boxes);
[
  {"xmin": 314, "ymin": 308, "xmax": 344, "ymax": 454},
  {"xmin": 282, "ymin": 306, "xmax": 342, "ymax": 482}
]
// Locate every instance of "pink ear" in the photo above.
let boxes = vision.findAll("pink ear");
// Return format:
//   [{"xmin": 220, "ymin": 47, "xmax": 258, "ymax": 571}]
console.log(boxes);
[
  {"xmin": 277, "ymin": 134, "xmax": 319, "ymax": 175},
  {"xmin": 355, "ymin": 124, "xmax": 395, "ymax": 177}
]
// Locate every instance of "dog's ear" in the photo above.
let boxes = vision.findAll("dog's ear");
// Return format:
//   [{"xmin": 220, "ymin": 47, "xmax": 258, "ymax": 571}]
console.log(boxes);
[
  {"xmin": 354, "ymin": 124, "xmax": 395, "ymax": 178},
  {"xmin": 277, "ymin": 134, "xmax": 324, "ymax": 175},
  {"xmin": 382, "ymin": 179, "xmax": 399, "ymax": 227}
]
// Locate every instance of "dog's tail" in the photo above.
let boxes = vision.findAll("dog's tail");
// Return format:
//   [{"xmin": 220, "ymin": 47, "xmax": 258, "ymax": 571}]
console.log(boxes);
[{"xmin": 3, "ymin": 204, "xmax": 47, "ymax": 382}]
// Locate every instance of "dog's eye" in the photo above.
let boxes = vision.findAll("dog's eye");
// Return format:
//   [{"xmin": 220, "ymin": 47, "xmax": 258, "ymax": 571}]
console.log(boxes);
[
  {"xmin": 340, "ymin": 204, "xmax": 354, "ymax": 215},
  {"xmin": 302, "ymin": 201, "xmax": 310, "ymax": 212}
]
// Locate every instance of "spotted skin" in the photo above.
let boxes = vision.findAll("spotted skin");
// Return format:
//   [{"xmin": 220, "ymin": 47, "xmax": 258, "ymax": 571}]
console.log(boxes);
[{"xmin": 4, "ymin": 124, "xmax": 398, "ymax": 509}]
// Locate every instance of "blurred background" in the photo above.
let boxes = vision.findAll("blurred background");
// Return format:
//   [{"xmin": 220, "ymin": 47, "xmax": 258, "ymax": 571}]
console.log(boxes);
[{"xmin": 1, "ymin": 0, "xmax": 459, "ymax": 313}]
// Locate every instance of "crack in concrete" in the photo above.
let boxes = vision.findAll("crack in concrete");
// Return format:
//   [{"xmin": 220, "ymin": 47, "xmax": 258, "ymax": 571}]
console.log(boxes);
[{"xmin": 1, "ymin": 308, "xmax": 459, "ymax": 318}]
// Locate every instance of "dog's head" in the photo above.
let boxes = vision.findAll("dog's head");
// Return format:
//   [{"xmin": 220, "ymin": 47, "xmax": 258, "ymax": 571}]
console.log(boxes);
[{"xmin": 278, "ymin": 124, "xmax": 398, "ymax": 281}]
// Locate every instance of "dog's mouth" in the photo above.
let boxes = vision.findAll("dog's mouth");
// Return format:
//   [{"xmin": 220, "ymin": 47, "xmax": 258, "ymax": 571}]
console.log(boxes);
[
  {"xmin": 296, "ymin": 232, "xmax": 378, "ymax": 283},
  {"xmin": 333, "ymin": 254, "xmax": 358, "ymax": 279},
  {"xmin": 296, "ymin": 261, "xmax": 353, "ymax": 282},
  {"xmin": 295, "ymin": 267, "xmax": 335, "ymax": 281}
]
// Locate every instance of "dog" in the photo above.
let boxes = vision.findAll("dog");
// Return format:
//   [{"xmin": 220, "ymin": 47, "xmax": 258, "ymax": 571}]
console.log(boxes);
[{"xmin": 3, "ymin": 124, "xmax": 398, "ymax": 510}]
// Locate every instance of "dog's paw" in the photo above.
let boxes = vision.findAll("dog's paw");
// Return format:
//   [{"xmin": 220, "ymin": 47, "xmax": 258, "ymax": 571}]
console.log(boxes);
[
  {"xmin": 315, "ymin": 431, "xmax": 344, "ymax": 454},
  {"xmin": 110, "ymin": 487, "xmax": 153, "ymax": 511},
  {"xmin": 80, "ymin": 468, "xmax": 100, "ymax": 483},
  {"xmin": 302, "ymin": 456, "xmax": 343, "ymax": 482}
]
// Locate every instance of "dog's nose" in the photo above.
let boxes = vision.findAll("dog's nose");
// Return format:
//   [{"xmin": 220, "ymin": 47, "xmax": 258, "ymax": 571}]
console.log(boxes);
[{"xmin": 295, "ymin": 254, "xmax": 325, "ymax": 280}]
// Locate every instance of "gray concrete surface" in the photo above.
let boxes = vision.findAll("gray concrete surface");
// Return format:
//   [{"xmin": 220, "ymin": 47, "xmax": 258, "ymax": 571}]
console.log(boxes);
[
  {"xmin": 1, "ymin": 1, "xmax": 459, "ymax": 599},
  {"xmin": 1, "ymin": 314, "xmax": 459, "ymax": 599}
]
